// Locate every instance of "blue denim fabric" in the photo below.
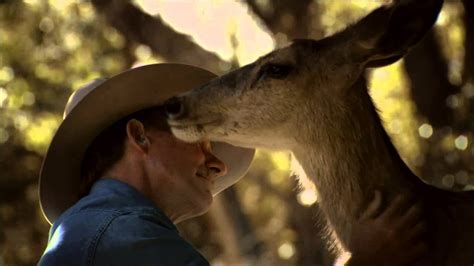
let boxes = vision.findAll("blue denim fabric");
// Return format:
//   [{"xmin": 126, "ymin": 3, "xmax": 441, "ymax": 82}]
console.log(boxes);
[{"xmin": 39, "ymin": 178, "xmax": 210, "ymax": 266}]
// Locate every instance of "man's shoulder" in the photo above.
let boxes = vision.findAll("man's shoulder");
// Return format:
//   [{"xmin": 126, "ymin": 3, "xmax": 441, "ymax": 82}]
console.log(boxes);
[
  {"xmin": 94, "ymin": 211, "xmax": 210, "ymax": 266},
  {"xmin": 40, "ymin": 206, "xmax": 208, "ymax": 266},
  {"xmin": 40, "ymin": 182, "xmax": 209, "ymax": 266},
  {"xmin": 38, "ymin": 204, "xmax": 126, "ymax": 265},
  {"xmin": 39, "ymin": 192, "xmax": 160, "ymax": 265},
  {"xmin": 54, "ymin": 197, "xmax": 175, "ymax": 246}
]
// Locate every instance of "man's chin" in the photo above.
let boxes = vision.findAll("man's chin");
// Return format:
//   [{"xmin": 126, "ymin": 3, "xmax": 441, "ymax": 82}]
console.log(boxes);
[
  {"xmin": 175, "ymin": 193, "xmax": 213, "ymax": 224},
  {"xmin": 192, "ymin": 193, "xmax": 213, "ymax": 216}
]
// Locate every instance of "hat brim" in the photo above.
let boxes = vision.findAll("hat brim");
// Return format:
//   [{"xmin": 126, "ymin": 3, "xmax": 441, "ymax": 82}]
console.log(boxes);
[{"xmin": 39, "ymin": 64, "xmax": 255, "ymax": 225}]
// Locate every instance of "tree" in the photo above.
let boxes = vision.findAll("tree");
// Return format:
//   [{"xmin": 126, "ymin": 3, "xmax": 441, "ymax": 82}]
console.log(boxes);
[{"xmin": 1, "ymin": 1, "xmax": 472, "ymax": 265}]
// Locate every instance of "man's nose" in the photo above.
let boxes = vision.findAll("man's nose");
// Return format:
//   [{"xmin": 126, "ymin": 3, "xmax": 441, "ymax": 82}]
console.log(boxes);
[{"xmin": 206, "ymin": 154, "xmax": 228, "ymax": 178}]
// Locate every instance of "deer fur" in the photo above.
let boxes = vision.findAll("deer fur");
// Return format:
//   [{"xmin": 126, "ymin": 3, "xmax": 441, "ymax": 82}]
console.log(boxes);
[{"xmin": 167, "ymin": 0, "xmax": 474, "ymax": 265}]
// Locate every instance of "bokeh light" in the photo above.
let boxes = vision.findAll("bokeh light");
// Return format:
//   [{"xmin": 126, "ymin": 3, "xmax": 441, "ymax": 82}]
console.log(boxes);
[{"xmin": 2, "ymin": 1, "xmax": 474, "ymax": 265}]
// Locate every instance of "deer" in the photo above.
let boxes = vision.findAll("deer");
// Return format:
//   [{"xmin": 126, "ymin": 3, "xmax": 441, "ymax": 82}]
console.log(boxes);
[{"xmin": 165, "ymin": 0, "xmax": 474, "ymax": 265}]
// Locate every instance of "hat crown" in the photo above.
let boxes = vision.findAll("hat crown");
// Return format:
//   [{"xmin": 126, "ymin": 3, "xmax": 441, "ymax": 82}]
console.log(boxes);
[{"xmin": 63, "ymin": 78, "xmax": 106, "ymax": 119}]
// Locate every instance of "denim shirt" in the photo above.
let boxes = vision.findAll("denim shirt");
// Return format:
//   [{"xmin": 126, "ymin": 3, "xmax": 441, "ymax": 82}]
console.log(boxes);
[{"xmin": 39, "ymin": 178, "xmax": 210, "ymax": 266}]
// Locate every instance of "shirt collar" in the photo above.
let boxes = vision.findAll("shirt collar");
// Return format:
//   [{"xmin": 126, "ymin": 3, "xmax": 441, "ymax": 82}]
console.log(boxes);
[{"xmin": 89, "ymin": 178, "xmax": 177, "ymax": 231}]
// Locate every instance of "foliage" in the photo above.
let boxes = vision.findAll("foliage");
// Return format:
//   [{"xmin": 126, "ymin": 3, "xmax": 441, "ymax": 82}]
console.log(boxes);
[{"xmin": 0, "ymin": 1, "xmax": 472, "ymax": 265}]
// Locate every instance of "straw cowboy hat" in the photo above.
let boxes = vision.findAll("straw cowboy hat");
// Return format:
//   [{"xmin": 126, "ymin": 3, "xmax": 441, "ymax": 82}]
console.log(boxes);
[{"xmin": 39, "ymin": 63, "xmax": 255, "ymax": 225}]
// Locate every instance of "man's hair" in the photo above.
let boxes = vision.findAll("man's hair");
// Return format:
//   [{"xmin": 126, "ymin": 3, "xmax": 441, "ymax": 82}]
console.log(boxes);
[{"xmin": 79, "ymin": 106, "xmax": 169, "ymax": 196}]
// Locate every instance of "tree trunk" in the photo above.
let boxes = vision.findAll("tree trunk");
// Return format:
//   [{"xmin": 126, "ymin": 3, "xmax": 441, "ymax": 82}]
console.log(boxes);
[
  {"xmin": 287, "ymin": 178, "xmax": 334, "ymax": 266},
  {"xmin": 403, "ymin": 30, "xmax": 459, "ymax": 128},
  {"xmin": 206, "ymin": 195, "xmax": 247, "ymax": 265},
  {"xmin": 220, "ymin": 186, "xmax": 263, "ymax": 263},
  {"xmin": 462, "ymin": 0, "xmax": 474, "ymax": 84},
  {"xmin": 461, "ymin": 0, "xmax": 474, "ymax": 133}
]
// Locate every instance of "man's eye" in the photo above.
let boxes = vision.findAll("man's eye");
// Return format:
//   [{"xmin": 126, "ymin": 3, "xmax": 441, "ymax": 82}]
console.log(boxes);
[{"xmin": 259, "ymin": 63, "xmax": 293, "ymax": 80}]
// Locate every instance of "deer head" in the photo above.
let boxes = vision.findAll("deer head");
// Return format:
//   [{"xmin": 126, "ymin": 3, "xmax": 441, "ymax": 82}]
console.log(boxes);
[{"xmin": 165, "ymin": 0, "xmax": 443, "ymax": 150}]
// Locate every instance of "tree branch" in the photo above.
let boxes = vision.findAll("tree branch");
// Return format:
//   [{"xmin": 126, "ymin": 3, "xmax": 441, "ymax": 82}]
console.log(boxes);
[
  {"xmin": 244, "ymin": 0, "xmax": 317, "ymax": 40},
  {"xmin": 90, "ymin": 0, "xmax": 226, "ymax": 74}
]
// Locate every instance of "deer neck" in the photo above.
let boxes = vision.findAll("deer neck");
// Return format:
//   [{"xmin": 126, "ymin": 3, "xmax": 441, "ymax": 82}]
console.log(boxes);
[{"xmin": 291, "ymin": 77, "xmax": 417, "ymax": 244}]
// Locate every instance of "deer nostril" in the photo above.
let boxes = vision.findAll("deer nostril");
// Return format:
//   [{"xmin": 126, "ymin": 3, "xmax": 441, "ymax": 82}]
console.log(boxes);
[{"xmin": 165, "ymin": 97, "xmax": 185, "ymax": 119}]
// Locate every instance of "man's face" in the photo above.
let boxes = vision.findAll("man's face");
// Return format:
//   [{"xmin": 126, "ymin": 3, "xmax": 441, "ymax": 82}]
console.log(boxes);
[{"xmin": 143, "ymin": 129, "xmax": 227, "ymax": 222}]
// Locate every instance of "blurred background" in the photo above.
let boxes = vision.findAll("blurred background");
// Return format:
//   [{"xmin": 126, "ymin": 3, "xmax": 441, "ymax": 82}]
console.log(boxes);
[{"xmin": 0, "ymin": 0, "xmax": 473, "ymax": 265}]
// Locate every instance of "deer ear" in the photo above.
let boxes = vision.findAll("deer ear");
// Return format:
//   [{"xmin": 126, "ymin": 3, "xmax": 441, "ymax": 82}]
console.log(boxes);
[{"xmin": 350, "ymin": 0, "xmax": 443, "ymax": 68}]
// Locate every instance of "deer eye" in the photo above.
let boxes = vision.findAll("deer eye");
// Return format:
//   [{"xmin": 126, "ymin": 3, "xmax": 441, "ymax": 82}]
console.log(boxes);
[{"xmin": 259, "ymin": 63, "xmax": 293, "ymax": 80}]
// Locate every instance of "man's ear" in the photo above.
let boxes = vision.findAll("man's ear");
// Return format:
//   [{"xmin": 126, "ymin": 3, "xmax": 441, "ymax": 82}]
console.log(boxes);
[
  {"xmin": 348, "ymin": 0, "xmax": 444, "ymax": 68},
  {"xmin": 126, "ymin": 119, "xmax": 150, "ymax": 152}
]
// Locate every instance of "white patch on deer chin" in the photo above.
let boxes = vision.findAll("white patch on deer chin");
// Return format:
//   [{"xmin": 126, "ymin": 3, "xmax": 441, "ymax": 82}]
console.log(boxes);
[
  {"xmin": 211, "ymin": 132, "xmax": 282, "ymax": 150},
  {"xmin": 214, "ymin": 137, "xmax": 259, "ymax": 150},
  {"xmin": 170, "ymin": 126, "xmax": 204, "ymax": 143},
  {"xmin": 170, "ymin": 121, "xmax": 230, "ymax": 143}
]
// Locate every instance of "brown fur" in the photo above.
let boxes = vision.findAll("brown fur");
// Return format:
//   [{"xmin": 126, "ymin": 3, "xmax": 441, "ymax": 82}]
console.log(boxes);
[{"xmin": 167, "ymin": 1, "xmax": 474, "ymax": 265}]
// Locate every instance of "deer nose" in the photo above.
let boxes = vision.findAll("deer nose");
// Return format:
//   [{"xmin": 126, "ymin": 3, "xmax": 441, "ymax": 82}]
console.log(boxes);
[{"xmin": 165, "ymin": 97, "xmax": 185, "ymax": 119}]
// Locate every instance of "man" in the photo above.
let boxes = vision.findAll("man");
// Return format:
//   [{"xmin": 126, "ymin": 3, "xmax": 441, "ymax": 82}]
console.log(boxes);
[{"xmin": 39, "ymin": 64, "xmax": 426, "ymax": 265}]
